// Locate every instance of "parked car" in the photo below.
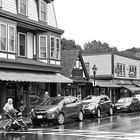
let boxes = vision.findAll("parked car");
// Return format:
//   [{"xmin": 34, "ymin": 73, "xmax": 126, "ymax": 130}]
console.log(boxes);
[
  {"xmin": 30, "ymin": 96, "xmax": 84, "ymax": 126},
  {"xmin": 115, "ymin": 97, "xmax": 140, "ymax": 112},
  {"xmin": 82, "ymin": 95, "xmax": 113, "ymax": 118},
  {"xmin": 134, "ymin": 94, "xmax": 140, "ymax": 102}
]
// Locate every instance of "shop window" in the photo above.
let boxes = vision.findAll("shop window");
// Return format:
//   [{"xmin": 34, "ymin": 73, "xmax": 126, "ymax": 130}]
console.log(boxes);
[
  {"xmin": 116, "ymin": 63, "xmax": 125, "ymax": 77},
  {"xmin": 18, "ymin": 33, "xmax": 26, "ymax": 57},
  {"xmin": 40, "ymin": 0, "xmax": 47, "ymax": 22},
  {"xmin": 39, "ymin": 35, "xmax": 47, "ymax": 58},
  {"xmin": 129, "ymin": 65, "xmax": 137, "ymax": 78}
]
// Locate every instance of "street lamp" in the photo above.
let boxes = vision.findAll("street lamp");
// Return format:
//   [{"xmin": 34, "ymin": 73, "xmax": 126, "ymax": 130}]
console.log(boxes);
[{"xmin": 92, "ymin": 65, "xmax": 97, "ymax": 95}]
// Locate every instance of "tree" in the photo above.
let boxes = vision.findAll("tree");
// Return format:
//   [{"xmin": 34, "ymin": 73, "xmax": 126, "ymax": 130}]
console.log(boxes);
[
  {"xmin": 61, "ymin": 38, "xmax": 81, "ymax": 50},
  {"xmin": 83, "ymin": 40, "xmax": 118, "ymax": 54}
]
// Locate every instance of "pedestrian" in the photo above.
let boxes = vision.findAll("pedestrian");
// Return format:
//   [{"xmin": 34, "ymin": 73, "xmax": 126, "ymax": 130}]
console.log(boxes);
[
  {"xmin": 40, "ymin": 91, "xmax": 50, "ymax": 104},
  {"xmin": 3, "ymin": 98, "xmax": 17, "ymax": 129}
]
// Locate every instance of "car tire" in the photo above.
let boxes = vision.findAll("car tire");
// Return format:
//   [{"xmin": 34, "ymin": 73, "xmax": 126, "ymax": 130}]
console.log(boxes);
[
  {"xmin": 32, "ymin": 119, "xmax": 40, "ymax": 127},
  {"xmin": 138, "ymin": 105, "xmax": 140, "ymax": 111},
  {"xmin": 77, "ymin": 111, "xmax": 84, "ymax": 121},
  {"xmin": 57, "ymin": 113, "xmax": 65, "ymax": 125},
  {"xmin": 97, "ymin": 108, "xmax": 101, "ymax": 118},
  {"xmin": 108, "ymin": 107, "xmax": 113, "ymax": 116},
  {"xmin": 129, "ymin": 106, "xmax": 132, "ymax": 112}
]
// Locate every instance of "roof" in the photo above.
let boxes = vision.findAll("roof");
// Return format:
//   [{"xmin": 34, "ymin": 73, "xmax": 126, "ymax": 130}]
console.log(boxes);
[
  {"xmin": 61, "ymin": 50, "xmax": 89, "ymax": 80},
  {"xmin": 61, "ymin": 50, "xmax": 80, "ymax": 77}
]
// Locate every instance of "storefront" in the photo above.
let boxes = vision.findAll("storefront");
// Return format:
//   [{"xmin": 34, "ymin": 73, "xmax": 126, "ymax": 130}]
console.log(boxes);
[{"xmin": 0, "ymin": 69, "xmax": 72, "ymax": 118}]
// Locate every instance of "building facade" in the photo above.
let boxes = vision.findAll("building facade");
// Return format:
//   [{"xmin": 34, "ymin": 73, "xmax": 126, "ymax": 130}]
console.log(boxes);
[
  {"xmin": 83, "ymin": 52, "xmax": 140, "ymax": 103},
  {"xmin": 61, "ymin": 50, "xmax": 93, "ymax": 100},
  {"xmin": 0, "ymin": 0, "xmax": 72, "ymax": 118}
]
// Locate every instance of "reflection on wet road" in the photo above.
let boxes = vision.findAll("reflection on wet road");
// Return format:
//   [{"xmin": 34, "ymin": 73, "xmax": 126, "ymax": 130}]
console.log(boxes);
[{"xmin": 1, "ymin": 112, "xmax": 140, "ymax": 140}]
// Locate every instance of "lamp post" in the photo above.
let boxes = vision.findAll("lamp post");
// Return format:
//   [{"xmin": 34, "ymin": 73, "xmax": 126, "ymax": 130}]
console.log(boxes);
[{"xmin": 92, "ymin": 65, "xmax": 97, "ymax": 95}]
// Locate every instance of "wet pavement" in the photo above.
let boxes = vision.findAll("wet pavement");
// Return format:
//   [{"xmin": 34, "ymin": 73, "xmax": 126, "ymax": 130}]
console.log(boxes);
[{"xmin": 1, "ymin": 112, "xmax": 140, "ymax": 140}]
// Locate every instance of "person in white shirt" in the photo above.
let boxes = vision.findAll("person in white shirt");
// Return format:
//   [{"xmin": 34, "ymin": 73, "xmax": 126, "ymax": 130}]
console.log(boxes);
[
  {"xmin": 3, "ymin": 98, "xmax": 14, "ymax": 113},
  {"xmin": 3, "ymin": 98, "xmax": 15, "ymax": 129}
]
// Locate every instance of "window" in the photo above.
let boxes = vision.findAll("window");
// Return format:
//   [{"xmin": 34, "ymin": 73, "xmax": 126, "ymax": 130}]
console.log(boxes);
[
  {"xmin": 56, "ymin": 38, "xmax": 60, "ymax": 59},
  {"xmin": 40, "ymin": 1, "xmax": 46, "ymax": 22},
  {"xmin": 50, "ymin": 37, "xmax": 61, "ymax": 60},
  {"xmin": 8, "ymin": 26, "xmax": 15, "ymax": 52},
  {"xmin": 18, "ymin": 33, "xmax": 26, "ymax": 57},
  {"xmin": 116, "ymin": 63, "xmax": 125, "ymax": 77},
  {"xmin": 129, "ymin": 65, "xmax": 137, "ymax": 78},
  {"xmin": 50, "ymin": 37, "xmax": 55, "ymax": 59},
  {"xmin": 39, "ymin": 35, "xmax": 47, "ymax": 58},
  {"xmin": 0, "ymin": 23, "xmax": 7, "ymax": 51},
  {"xmin": 19, "ymin": 0, "xmax": 27, "ymax": 15},
  {"xmin": 85, "ymin": 62, "xmax": 90, "ymax": 74}
]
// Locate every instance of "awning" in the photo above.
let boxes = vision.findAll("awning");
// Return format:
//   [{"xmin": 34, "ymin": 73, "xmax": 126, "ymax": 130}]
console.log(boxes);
[
  {"xmin": 91, "ymin": 80, "xmax": 121, "ymax": 88},
  {"xmin": 122, "ymin": 85, "xmax": 140, "ymax": 91},
  {"xmin": 0, "ymin": 70, "xmax": 73, "ymax": 83}
]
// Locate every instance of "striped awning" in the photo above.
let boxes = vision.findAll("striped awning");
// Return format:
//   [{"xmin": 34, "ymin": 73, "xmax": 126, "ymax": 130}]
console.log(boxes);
[
  {"xmin": 0, "ymin": 70, "xmax": 73, "ymax": 83},
  {"xmin": 122, "ymin": 85, "xmax": 140, "ymax": 91}
]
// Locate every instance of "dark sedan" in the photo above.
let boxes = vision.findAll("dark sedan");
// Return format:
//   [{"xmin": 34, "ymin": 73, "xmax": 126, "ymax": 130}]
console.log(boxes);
[
  {"xmin": 30, "ymin": 96, "xmax": 84, "ymax": 126},
  {"xmin": 82, "ymin": 95, "xmax": 113, "ymax": 118},
  {"xmin": 115, "ymin": 97, "xmax": 140, "ymax": 112}
]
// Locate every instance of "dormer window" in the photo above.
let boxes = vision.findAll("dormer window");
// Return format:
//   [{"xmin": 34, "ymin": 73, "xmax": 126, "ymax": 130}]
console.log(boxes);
[
  {"xmin": 40, "ymin": 0, "xmax": 47, "ymax": 22},
  {"xmin": 19, "ymin": 0, "xmax": 27, "ymax": 15}
]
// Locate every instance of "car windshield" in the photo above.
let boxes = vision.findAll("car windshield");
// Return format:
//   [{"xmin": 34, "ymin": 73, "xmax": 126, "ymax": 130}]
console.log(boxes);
[
  {"xmin": 40, "ymin": 98, "xmax": 64, "ymax": 106},
  {"xmin": 117, "ymin": 98, "xmax": 132, "ymax": 103}
]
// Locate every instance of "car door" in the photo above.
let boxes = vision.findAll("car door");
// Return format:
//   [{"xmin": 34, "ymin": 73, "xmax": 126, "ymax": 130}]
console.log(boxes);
[
  {"xmin": 70, "ymin": 97, "xmax": 82, "ymax": 117},
  {"xmin": 63, "ymin": 97, "xmax": 74, "ymax": 118},
  {"xmin": 132, "ymin": 98, "xmax": 139, "ymax": 111},
  {"xmin": 99, "ymin": 97, "xmax": 106, "ymax": 113},
  {"xmin": 104, "ymin": 97, "xmax": 111, "ymax": 112}
]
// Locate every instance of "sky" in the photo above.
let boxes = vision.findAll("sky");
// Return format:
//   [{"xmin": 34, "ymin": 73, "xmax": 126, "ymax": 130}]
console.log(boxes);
[{"xmin": 54, "ymin": 0, "xmax": 140, "ymax": 51}]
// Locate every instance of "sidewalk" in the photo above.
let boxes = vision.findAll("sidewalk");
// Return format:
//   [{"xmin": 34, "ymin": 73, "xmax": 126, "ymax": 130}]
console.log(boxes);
[{"xmin": 0, "ymin": 117, "xmax": 32, "ymax": 129}]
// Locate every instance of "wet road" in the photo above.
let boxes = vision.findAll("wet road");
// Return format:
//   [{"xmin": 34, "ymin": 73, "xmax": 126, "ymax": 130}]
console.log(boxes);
[{"xmin": 1, "ymin": 112, "xmax": 140, "ymax": 140}]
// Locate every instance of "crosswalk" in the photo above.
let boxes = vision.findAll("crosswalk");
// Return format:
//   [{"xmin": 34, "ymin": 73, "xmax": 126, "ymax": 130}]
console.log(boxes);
[{"xmin": 1, "ymin": 128, "xmax": 140, "ymax": 140}]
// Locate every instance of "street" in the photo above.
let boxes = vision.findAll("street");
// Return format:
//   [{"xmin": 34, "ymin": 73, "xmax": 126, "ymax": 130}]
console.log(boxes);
[{"xmin": 1, "ymin": 112, "xmax": 140, "ymax": 140}]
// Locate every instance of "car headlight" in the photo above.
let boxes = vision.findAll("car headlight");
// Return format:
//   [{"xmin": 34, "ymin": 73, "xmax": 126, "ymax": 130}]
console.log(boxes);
[
  {"xmin": 87, "ymin": 104, "xmax": 96, "ymax": 110},
  {"xmin": 48, "ymin": 107, "xmax": 58, "ymax": 112}
]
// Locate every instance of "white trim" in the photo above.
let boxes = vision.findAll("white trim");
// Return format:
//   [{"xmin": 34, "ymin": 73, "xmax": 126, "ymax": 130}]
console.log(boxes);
[
  {"xmin": 18, "ymin": 0, "xmax": 28, "ymax": 16},
  {"xmin": 39, "ymin": 35, "xmax": 47, "ymax": 58},
  {"xmin": 8, "ymin": 25, "xmax": 15, "ymax": 53},
  {"xmin": 18, "ymin": 32, "xmax": 27, "ymax": 57},
  {"xmin": 0, "ymin": 22, "xmax": 7, "ymax": 52}
]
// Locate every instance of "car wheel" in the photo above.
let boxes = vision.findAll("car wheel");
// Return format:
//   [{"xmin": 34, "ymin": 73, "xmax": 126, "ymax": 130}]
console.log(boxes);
[
  {"xmin": 32, "ymin": 119, "xmax": 40, "ymax": 127},
  {"xmin": 108, "ymin": 107, "xmax": 113, "ymax": 116},
  {"xmin": 138, "ymin": 105, "xmax": 140, "ymax": 111},
  {"xmin": 97, "ymin": 108, "xmax": 101, "ymax": 118},
  {"xmin": 57, "ymin": 113, "xmax": 65, "ymax": 125},
  {"xmin": 129, "ymin": 106, "xmax": 132, "ymax": 112},
  {"xmin": 78, "ymin": 111, "xmax": 84, "ymax": 121}
]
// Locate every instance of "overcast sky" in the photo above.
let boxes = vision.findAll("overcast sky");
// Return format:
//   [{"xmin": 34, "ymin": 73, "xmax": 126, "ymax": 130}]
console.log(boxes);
[{"xmin": 54, "ymin": 0, "xmax": 140, "ymax": 51}]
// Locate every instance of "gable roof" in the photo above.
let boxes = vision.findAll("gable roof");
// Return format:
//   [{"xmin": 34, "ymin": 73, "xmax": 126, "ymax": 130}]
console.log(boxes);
[{"xmin": 61, "ymin": 50, "xmax": 89, "ymax": 80}]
